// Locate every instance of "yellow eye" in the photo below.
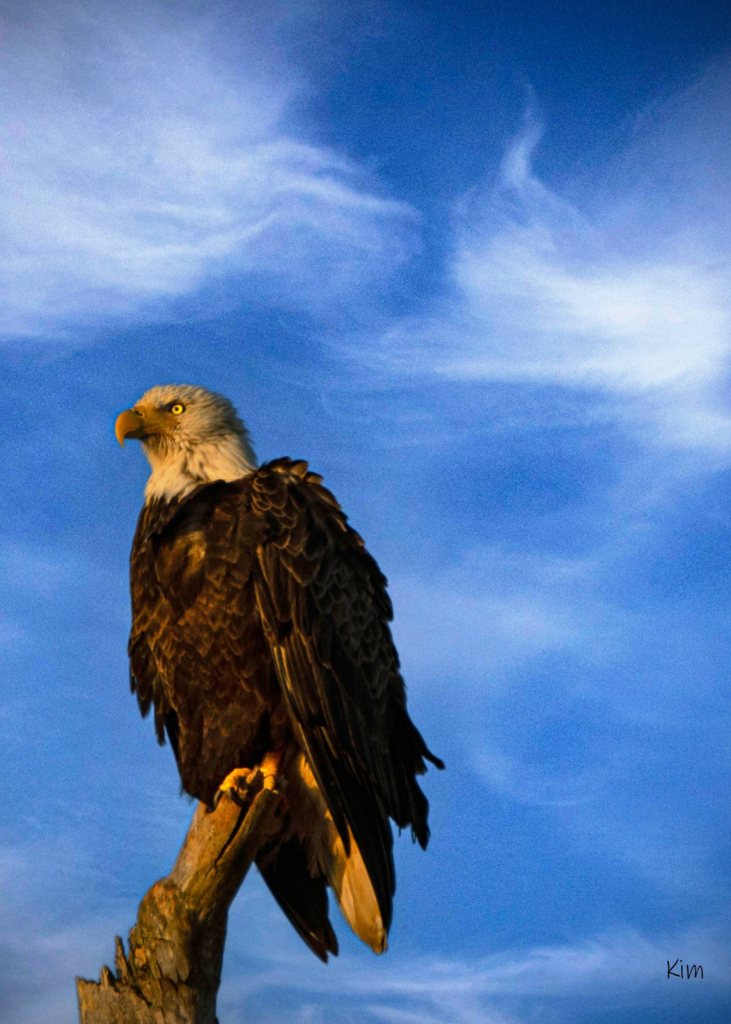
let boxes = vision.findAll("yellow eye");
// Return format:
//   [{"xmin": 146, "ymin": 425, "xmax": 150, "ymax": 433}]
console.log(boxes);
[{"xmin": 170, "ymin": 403, "xmax": 185, "ymax": 415}]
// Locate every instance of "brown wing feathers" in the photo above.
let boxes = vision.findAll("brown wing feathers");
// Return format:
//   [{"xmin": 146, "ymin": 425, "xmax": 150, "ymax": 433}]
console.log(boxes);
[
  {"xmin": 250, "ymin": 460, "xmax": 443, "ymax": 933},
  {"xmin": 127, "ymin": 457, "xmax": 442, "ymax": 955}
]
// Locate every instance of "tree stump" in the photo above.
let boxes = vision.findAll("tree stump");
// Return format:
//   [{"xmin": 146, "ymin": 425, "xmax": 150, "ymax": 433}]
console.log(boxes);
[{"xmin": 76, "ymin": 770, "xmax": 283, "ymax": 1024}]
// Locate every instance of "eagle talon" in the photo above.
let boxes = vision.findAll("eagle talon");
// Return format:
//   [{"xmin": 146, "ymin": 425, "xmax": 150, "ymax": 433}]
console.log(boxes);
[{"xmin": 214, "ymin": 766, "xmax": 257, "ymax": 808}]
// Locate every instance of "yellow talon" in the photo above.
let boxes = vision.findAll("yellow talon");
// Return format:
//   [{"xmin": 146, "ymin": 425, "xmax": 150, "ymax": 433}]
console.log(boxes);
[
  {"xmin": 215, "ymin": 767, "xmax": 256, "ymax": 806},
  {"xmin": 219, "ymin": 767, "xmax": 255, "ymax": 791},
  {"xmin": 215, "ymin": 753, "xmax": 282, "ymax": 806}
]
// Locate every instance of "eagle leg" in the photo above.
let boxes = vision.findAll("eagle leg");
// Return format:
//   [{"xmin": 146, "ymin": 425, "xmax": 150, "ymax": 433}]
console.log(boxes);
[
  {"xmin": 213, "ymin": 751, "xmax": 284, "ymax": 808},
  {"xmin": 213, "ymin": 766, "xmax": 257, "ymax": 808},
  {"xmin": 259, "ymin": 750, "xmax": 283, "ymax": 791}
]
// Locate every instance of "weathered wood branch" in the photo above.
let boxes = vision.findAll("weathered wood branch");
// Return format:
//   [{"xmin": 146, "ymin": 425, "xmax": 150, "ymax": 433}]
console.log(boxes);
[{"xmin": 77, "ymin": 771, "xmax": 283, "ymax": 1024}]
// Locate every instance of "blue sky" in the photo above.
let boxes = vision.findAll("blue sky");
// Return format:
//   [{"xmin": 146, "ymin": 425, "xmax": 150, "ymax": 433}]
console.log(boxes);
[{"xmin": 1, "ymin": 1, "xmax": 730, "ymax": 1020}]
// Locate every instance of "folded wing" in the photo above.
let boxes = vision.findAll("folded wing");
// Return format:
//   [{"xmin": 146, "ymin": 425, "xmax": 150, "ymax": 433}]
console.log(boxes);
[{"xmin": 249, "ymin": 459, "xmax": 444, "ymax": 946}]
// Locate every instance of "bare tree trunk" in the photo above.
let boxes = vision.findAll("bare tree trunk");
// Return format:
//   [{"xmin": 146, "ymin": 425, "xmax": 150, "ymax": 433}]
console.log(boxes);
[{"xmin": 76, "ymin": 771, "xmax": 283, "ymax": 1024}]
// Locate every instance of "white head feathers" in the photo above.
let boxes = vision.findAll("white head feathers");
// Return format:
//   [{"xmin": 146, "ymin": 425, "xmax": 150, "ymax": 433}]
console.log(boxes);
[{"xmin": 131, "ymin": 384, "xmax": 257, "ymax": 502}]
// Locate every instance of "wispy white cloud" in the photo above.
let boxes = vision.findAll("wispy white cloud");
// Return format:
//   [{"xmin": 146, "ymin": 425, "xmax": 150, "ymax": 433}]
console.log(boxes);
[
  {"xmin": 348, "ymin": 60, "xmax": 731, "ymax": 454},
  {"xmin": 561, "ymin": 796, "xmax": 723, "ymax": 897},
  {"xmin": 0, "ymin": 839, "xmax": 129, "ymax": 1024},
  {"xmin": 0, "ymin": 539, "xmax": 126, "ymax": 595},
  {"xmin": 0, "ymin": 0, "xmax": 417, "ymax": 338},
  {"xmin": 390, "ymin": 548, "xmax": 610, "ymax": 689},
  {"xmin": 218, "ymin": 920, "xmax": 731, "ymax": 1023},
  {"xmin": 0, "ymin": 827, "xmax": 728, "ymax": 1024},
  {"xmin": 0, "ymin": 540, "xmax": 130, "ymax": 656},
  {"xmin": 386, "ymin": 531, "xmax": 731, "ymax": 904},
  {"xmin": 473, "ymin": 744, "xmax": 601, "ymax": 809}
]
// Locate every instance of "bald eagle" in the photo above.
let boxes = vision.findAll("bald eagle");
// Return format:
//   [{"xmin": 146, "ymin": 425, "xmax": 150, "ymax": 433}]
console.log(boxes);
[{"xmin": 116, "ymin": 385, "xmax": 443, "ymax": 961}]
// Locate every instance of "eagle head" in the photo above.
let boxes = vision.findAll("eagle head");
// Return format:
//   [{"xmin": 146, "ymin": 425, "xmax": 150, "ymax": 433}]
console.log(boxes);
[{"xmin": 116, "ymin": 384, "xmax": 257, "ymax": 502}]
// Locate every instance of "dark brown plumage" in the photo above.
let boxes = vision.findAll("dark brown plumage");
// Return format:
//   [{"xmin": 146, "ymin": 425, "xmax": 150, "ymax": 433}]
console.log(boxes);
[{"xmin": 120, "ymin": 388, "xmax": 442, "ymax": 960}]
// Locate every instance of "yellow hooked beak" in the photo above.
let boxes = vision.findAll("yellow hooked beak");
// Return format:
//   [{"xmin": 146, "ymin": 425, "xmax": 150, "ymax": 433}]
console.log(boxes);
[{"xmin": 115, "ymin": 408, "xmax": 148, "ymax": 448}]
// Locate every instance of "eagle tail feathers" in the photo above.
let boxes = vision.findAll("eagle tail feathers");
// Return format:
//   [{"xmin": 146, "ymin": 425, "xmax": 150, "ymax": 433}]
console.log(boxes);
[
  {"xmin": 287, "ymin": 753, "xmax": 391, "ymax": 955},
  {"xmin": 257, "ymin": 836, "xmax": 339, "ymax": 963},
  {"xmin": 327, "ymin": 825, "xmax": 388, "ymax": 955}
]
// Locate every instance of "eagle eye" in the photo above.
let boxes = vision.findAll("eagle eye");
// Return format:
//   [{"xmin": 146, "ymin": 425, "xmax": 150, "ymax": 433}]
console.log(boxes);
[{"xmin": 169, "ymin": 403, "xmax": 185, "ymax": 415}]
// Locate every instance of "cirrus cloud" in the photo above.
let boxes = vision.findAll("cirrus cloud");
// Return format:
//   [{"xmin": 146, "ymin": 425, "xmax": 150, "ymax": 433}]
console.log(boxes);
[
  {"xmin": 347, "ymin": 60, "xmax": 731, "ymax": 455},
  {"xmin": 0, "ymin": 0, "xmax": 418, "ymax": 339}
]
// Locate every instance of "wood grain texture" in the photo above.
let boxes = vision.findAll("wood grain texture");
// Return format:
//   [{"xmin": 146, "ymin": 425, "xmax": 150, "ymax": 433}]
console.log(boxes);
[{"xmin": 76, "ymin": 771, "xmax": 283, "ymax": 1024}]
